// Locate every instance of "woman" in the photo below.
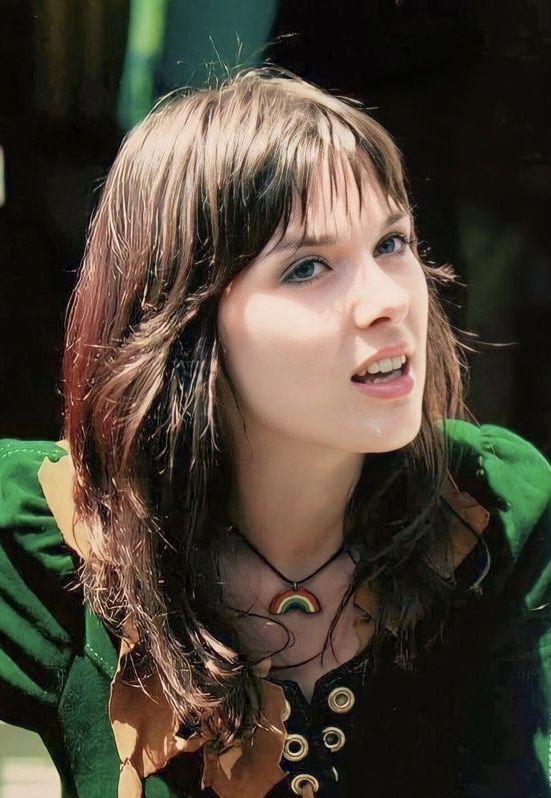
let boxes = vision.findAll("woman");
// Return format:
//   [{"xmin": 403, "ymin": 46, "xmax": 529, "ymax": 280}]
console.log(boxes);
[{"xmin": 0, "ymin": 68, "xmax": 550, "ymax": 798}]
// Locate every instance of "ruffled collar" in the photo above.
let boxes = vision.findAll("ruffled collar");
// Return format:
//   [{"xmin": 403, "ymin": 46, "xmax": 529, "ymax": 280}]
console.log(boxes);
[{"xmin": 37, "ymin": 440, "xmax": 490, "ymax": 798}]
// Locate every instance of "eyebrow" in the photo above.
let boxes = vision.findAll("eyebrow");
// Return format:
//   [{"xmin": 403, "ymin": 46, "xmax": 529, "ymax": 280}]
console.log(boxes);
[{"xmin": 267, "ymin": 211, "xmax": 410, "ymax": 257}]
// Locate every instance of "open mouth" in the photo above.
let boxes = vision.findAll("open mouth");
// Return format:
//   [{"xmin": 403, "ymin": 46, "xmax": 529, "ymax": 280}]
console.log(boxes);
[{"xmin": 351, "ymin": 356, "xmax": 409, "ymax": 385}]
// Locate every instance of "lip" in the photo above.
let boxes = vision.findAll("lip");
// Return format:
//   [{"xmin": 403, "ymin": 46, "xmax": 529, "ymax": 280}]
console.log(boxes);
[
  {"xmin": 351, "ymin": 342, "xmax": 413, "ymax": 378},
  {"xmin": 351, "ymin": 358, "xmax": 414, "ymax": 399}
]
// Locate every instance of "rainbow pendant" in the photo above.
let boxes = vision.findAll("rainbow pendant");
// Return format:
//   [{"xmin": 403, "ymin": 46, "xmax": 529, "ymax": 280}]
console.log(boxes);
[{"xmin": 268, "ymin": 587, "xmax": 322, "ymax": 615}]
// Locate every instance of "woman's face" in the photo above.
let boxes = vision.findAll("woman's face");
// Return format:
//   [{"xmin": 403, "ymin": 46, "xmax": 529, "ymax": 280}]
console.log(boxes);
[{"xmin": 217, "ymin": 162, "xmax": 429, "ymax": 454}]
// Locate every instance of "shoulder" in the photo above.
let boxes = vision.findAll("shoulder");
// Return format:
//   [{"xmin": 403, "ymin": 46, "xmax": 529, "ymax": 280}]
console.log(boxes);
[
  {"xmin": 443, "ymin": 420, "xmax": 550, "ymax": 508},
  {"xmin": 443, "ymin": 419, "xmax": 550, "ymax": 475},
  {"xmin": 442, "ymin": 420, "xmax": 551, "ymax": 563},
  {"xmin": 0, "ymin": 437, "xmax": 70, "ymax": 495},
  {"xmin": 0, "ymin": 438, "xmax": 85, "ymax": 729},
  {"xmin": 443, "ymin": 427, "xmax": 551, "ymax": 792},
  {"xmin": 0, "ymin": 437, "xmax": 75, "ymax": 574}
]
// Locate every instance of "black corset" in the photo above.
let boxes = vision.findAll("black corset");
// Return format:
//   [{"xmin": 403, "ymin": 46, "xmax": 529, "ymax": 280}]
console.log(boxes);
[{"xmin": 165, "ymin": 534, "xmax": 493, "ymax": 797}]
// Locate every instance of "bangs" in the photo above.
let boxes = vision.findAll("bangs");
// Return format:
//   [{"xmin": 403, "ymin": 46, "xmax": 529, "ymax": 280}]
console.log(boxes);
[{"xmin": 274, "ymin": 141, "xmax": 410, "ymax": 252}]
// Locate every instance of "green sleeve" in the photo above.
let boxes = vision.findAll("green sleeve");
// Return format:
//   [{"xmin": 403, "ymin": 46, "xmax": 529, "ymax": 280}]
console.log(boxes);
[
  {"xmin": 0, "ymin": 439, "xmax": 82, "ymax": 733},
  {"xmin": 446, "ymin": 423, "xmax": 551, "ymax": 796}
]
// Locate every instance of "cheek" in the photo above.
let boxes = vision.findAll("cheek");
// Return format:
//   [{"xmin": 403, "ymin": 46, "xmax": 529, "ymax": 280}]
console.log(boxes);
[{"xmin": 218, "ymin": 296, "xmax": 330, "ymax": 399}]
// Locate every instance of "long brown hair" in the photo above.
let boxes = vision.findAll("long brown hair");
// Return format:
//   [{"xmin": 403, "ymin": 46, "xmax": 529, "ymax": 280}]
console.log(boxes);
[{"xmin": 62, "ymin": 67, "xmax": 470, "ymax": 745}]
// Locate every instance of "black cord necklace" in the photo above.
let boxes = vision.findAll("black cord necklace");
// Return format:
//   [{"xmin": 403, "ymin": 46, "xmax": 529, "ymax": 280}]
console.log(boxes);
[{"xmin": 227, "ymin": 523, "xmax": 346, "ymax": 615}]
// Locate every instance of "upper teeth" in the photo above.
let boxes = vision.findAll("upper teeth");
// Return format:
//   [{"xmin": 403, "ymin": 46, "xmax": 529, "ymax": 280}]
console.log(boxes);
[{"xmin": 356, "ymin": 354, "xmax": 406, "ymax": 377}]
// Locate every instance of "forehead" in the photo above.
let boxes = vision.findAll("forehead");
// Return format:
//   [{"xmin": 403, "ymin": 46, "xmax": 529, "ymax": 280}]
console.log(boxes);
[{"xmin": 269, "ymin": 154, "xmax": 405, "ymax": 252}]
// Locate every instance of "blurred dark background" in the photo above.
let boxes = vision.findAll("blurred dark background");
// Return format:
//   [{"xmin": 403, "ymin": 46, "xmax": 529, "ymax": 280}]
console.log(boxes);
[{"xmin": 1, "ymin": 0, "xmax": 550, "ymax": 454}]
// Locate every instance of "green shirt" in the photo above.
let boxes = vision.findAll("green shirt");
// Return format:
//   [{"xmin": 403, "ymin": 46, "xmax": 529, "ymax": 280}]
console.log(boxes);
[{"xmin": 0, "ymin": 420, "xmax": 550, "ymax": 797}]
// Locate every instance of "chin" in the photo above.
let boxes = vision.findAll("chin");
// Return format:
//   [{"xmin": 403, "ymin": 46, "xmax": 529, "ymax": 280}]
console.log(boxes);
[
  {"xmin": 356, "ymin": 406, "xmax": 423, "ymax": 454},
  {"xmin": 371, "ymin": 430, "xmax": 419, "ymax": 454}
]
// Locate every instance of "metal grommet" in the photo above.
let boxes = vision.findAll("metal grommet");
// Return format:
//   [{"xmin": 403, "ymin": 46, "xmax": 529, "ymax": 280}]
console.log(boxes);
[
  {"xmin": 290, "ymin": 774, "xmax": 319, "ymax": 794},
  {"xmin": 281, "ymin": 698, "xmax": 291, "ymax": 722},
  {"xmin": 284, "ymin": 734, "xmax": 309, "ymax": 762},
  {"xmin": 331, "ymin": 766, "xmax": 339, "ymax": 782},
  {"xmin": 496, "ymin": 496, "xmax": 511, "ymax": 511},
  {"xmin": 327, "ymin": 686, "xmax": 355, "ymax": 713},
  {"xmin": 322, "ymin": 725, "xmax": 346, "ymax": 752}
]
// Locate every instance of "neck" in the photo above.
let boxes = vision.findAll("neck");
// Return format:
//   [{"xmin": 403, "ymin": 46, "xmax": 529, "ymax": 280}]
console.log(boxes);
[{"xmin": 226, "ymin": 423, "xmax": 365, "ymax": 582}]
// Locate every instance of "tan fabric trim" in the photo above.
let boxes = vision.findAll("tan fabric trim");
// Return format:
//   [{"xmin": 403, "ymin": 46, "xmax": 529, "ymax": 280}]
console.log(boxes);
[
  {"xmin": 37, "ymin": 440, "xmax": 92, "ymax": 559},
  {"xmin": 201, "ymin": 680, "xmax": 287, "ymax": 797},
  {"xmin": 36, "ymin": 443, "xmax": 490, "ymax": 798},
  {"xmin": 109, "ymin": 629, "xmax": 205, "ymax": 796}
]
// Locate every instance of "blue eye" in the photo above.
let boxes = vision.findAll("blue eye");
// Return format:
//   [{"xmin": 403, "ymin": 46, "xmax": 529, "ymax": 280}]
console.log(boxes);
[
  {"xmin": 376, "ymin": 233, "xmax": 413, "ymax": 256},
  {"xmin": 283, "ymin": 258, "xmax": 329, "ymax": 287}
]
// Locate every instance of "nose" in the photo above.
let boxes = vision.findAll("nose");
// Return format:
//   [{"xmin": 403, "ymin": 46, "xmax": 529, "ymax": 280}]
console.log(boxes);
[{"xmin": 349, "ymin": 257, "xmax": 410, "ymax": 328}]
